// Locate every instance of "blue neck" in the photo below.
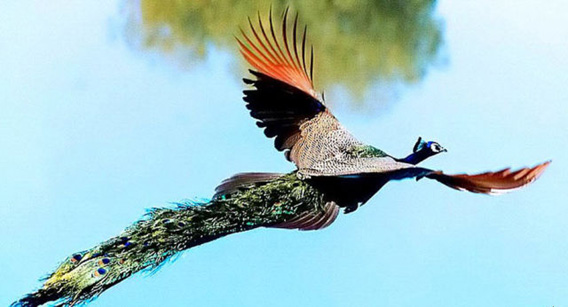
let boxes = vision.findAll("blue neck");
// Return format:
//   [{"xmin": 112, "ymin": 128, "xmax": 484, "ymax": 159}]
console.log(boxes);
[{"xmin": 399, "ymin": 151, "xmax": 430, "ymax": 165}]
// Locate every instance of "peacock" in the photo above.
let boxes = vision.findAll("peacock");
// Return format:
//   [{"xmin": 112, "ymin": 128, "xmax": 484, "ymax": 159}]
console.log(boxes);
[{"xmin": 13, "ymin": 9, "xmax": 549, "ymax": 306}]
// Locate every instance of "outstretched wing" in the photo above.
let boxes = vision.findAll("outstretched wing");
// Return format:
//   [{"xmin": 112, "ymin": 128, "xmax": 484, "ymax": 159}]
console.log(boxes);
[
  {"xmin": 238, "ymin": 9, "xmax": 369, "ymax": 175},
  {"xmin": 426, "ymin": 161, "xmax": 550, "ymax": 195}
]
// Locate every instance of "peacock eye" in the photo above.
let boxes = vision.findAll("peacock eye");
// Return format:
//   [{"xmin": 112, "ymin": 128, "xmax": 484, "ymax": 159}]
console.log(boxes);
[{"xmin": 432, "ymin": 144, "xmax": 441, "ymax": 152}]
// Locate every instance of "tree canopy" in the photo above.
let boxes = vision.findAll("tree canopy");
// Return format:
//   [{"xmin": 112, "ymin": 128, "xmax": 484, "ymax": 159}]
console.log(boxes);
[{"xmin": 124, "ymin": 0, "xmax": 444, "ymax": 107}]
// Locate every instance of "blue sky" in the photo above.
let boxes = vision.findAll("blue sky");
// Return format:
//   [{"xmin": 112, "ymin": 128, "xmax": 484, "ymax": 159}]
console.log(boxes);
[{"xmin": 1, "ymin": 1, "xmax": 567, "ymax": 306}]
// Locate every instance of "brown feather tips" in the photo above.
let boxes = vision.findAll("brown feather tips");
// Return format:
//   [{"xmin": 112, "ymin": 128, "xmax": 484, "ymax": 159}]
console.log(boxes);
[
  {"xmin": 270, "ymin": 202, "xmax": 340, "ymax": 231},
  {"xmin": 237, "ymin": 8, "xmax": 316, "ymax": 98},
  {"xmin": 428, "ymin": 161, "xmax": 551, "ymax": 195}
]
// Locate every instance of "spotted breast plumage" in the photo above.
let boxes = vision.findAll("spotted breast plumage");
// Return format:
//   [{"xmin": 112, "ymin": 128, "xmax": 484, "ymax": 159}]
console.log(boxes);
[{"xmin": 13, "ymin": 9, "xmax": 549, "ymax": 307}]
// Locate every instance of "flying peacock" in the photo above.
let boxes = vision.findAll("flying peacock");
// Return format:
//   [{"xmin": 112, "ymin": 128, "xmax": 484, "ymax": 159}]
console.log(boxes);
[{"xmin": 13, "ymin": 9, "xmax": 550, "ymax": 306}]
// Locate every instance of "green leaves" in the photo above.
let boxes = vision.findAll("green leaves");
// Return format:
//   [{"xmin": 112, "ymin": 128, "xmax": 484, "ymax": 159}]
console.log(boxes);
[{"xmin": 124, "ymin": 0, "xmax": 444, "ymax": 105}]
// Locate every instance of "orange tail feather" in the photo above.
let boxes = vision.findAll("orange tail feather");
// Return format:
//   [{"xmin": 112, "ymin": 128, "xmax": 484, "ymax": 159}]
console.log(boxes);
[{"xmin": 427, "ymin": 161, "xmax": 550, "ymax": 195}]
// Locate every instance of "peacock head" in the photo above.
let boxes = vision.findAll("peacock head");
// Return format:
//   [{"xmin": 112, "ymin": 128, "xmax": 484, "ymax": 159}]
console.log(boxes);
[{"xmin": 413, "ymin": 137, "xmax": 447, "ymax": 157}]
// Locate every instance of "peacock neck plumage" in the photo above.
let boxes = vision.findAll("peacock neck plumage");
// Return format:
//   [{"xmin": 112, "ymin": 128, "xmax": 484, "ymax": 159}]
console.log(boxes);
[{"xmin": 398, "ymin": 150, "xmax": 431, "ymax": 165}]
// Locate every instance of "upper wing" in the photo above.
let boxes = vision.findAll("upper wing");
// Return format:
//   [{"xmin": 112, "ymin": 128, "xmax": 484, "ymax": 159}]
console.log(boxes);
[
  {"xmin": 238, "ymin": 9, "xmax": 369, "ymax": 174},
  {"xmin": 242, "ymin": 70, "xmax": 326, "ymax": 153},
  {"xmin": 425, "ymin": 161, "xmax": 550, "ymax": 195},
  {"xmin": 237, "ymin": 8, "xmax": 317, "ymax": 99}
]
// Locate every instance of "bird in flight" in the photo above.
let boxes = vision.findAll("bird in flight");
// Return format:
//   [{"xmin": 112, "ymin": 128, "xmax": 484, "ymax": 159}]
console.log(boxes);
[{"xmin": 14, "ymin": 9, "xmax": 549, "ymax": 307}]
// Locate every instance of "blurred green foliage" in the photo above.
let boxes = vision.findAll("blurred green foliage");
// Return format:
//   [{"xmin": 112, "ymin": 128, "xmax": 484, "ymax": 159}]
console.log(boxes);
[{"xmin": 124, "ymin": 0, "xmax": 444, "ymax": 105}]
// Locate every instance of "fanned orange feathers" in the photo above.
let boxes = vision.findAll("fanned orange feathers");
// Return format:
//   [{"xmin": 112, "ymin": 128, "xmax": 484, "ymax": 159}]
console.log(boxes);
[
  {"xmin": 428, "ymin": 161, "xmax": 550, "ymax": 195},
  {"xmin": 237, "ymin": 8, "xmax": 316, "ymax": 98}
]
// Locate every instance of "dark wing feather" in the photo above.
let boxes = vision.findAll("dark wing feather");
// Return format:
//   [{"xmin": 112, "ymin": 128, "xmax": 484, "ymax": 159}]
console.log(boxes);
[
  {"xmin": 270, "ymin": 201, "xmax": 340, "ymax": 231},
  {"xmin": 244, "ymin": 70, "xmax": 326, "ymax": 151},
  {"xmin": 426, "ymin": 161, "xmax": 550, "ymax": 195}
]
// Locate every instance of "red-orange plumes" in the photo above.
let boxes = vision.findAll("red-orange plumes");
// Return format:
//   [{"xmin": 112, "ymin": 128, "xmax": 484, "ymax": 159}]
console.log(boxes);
[
  {"xmin": 428, "ymin": 161, "xmax": 551, "ymax": 195},
  {"xmin": 237, "ymin": 8, "xmax": 316, "ymax": 98}
]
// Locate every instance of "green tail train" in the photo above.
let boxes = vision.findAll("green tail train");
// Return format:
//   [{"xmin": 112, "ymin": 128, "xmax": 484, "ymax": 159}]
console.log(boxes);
[{"xmin": 13, "ymin": 173, "xmax": 335, "ymax": 306}]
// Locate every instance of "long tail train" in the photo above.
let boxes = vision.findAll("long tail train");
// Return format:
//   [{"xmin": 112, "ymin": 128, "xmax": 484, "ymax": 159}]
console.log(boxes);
[
  {"xmin": 13, "ymin": 202, "xmax": 248, "ymax": 306},
  {"xmin": 13, "ymin": 173, "xmax": 332, "ymax": 306}
]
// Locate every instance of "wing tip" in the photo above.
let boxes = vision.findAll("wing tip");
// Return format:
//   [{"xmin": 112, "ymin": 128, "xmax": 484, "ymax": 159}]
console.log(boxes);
[
  {"xmin": 430, "ymin": 160, "xmax": 551, "ymax": 195},
  {"xmin": 237, "ymin": 8, "xmax": 316, "ymax": 97},
  {"xmin": 525, "ymin": 160, "xmax": 551, "ymax": 182}
]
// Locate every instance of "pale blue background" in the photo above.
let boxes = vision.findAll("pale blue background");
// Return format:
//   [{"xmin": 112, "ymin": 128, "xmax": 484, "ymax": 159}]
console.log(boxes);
[{"xmin": 1, "ymin": 1, "xmax": 567, "ymax": 306}]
